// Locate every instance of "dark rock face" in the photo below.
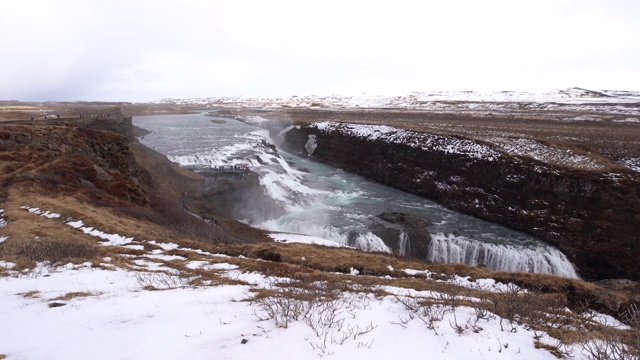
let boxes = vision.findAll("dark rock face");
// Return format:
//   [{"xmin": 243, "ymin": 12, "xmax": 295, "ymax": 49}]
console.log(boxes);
[
  {"xmin": 377, "ymin": 212, "xmax": 432, "ymax": 228},
  {"xmin": 370, "ymin": 212, "xmax": 432, "ymax": 259},
  {"xmin": 188, "ymin": 170, "xmax": 285, "ymax": 224},
  {"xmin": 274, "ymin": 123, "xmax": 640, "ymax": 281}
]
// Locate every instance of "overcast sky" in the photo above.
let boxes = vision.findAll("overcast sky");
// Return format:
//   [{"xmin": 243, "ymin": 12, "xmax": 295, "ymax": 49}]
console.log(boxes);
[{"xmin": 1, "ymin": 0, "xmax": 639, "ymax": 102}]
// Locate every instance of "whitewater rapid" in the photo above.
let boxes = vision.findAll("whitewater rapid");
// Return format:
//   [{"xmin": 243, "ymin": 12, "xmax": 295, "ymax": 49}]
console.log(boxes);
[{"xmin": 134, "ymin": 112, "xmax": 578, "ymax": 278}]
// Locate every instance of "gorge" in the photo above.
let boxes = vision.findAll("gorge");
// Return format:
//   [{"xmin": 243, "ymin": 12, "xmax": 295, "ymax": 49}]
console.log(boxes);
[{"xmin": 261, "ymin": 117, "xmax": 640, "ymax": 281}]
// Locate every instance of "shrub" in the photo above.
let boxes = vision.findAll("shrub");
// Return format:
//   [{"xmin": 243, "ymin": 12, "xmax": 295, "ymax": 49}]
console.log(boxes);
[{"xmin": 2, "ymin": 238, "xmax": 99, "ymax": 265}]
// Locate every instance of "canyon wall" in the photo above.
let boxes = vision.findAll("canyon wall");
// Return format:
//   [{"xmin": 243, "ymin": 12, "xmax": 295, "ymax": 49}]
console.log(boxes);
[{"xmin": 272, "ymin": 122, "xmax": 640, "ymax": 280}]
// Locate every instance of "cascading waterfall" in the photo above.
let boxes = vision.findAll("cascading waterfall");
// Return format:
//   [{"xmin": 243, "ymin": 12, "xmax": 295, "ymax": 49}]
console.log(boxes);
[
  {"xmin": 350, "ymin": 232, "xmax": 392, "ymax": 253},
  {"xmin": 428, "ymin": 233, "xmax": 578, "ymax": 278},
  {"xmin": 398, "ymin": 231, "xmax": 409, "ymax": 256},
  {"xmin": 134, "ymin": 113, "xmax": 580, "ymax": 278}
]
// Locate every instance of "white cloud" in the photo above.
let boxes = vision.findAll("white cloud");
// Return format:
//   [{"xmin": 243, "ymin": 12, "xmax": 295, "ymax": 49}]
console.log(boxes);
[{"xmin": 0, "ymin": 0, "xmax": 638, "ymax": 101}]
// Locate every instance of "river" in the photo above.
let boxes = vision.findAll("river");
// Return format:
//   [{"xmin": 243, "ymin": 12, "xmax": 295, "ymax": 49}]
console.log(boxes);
[{"xmin": 134, "ymin": 112, "xmax": 578, "ymax": 278}]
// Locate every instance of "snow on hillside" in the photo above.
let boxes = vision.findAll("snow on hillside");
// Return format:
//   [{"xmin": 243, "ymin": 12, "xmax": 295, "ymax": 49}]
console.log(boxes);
[
  {"xmin": 0, "ymin": 206, "xmax": 635, "ymax": 359},
  {"xmin": 310, "ymin": 122, "xmax": 615, "ymax": 171},
  {"xmin": 157, "ymin": 88, "xmax": 640, "ymax": 119},
  {"xmin": 313, "ymin": 122, "xmax": 503, "ymax": 161}
]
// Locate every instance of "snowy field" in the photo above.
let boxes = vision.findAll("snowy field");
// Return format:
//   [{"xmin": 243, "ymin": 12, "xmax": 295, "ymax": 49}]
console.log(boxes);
[
  {"xmin": 158, "ymin": 88, "xmax": 640, "ymax": 120},
  {"xmin": 0, "ymin": 206, "xmax": 636, "ymax": 359}
]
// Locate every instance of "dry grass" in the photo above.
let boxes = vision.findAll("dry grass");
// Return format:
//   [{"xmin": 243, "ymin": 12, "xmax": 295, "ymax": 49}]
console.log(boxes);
[
  {"xmin": 18, "ymin": 290, "xmax": 40, "ymax": 299},
  {"xmin": 50, "ymin": 291, "xmax": 99, "ymax": 301},
  {"xmin": 0, "ymin": 237, "xmax": 100, "ymax": 268}
]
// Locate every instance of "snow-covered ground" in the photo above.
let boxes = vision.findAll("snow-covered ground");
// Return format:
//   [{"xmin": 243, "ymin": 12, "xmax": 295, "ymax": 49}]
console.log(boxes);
[
  {"xmin": 157, "ymin": 87, "xmax": 640, "ymax": 120},
  {"xmin": 0, "ymin": 206, "xmax": 635, "ymax": 359}
]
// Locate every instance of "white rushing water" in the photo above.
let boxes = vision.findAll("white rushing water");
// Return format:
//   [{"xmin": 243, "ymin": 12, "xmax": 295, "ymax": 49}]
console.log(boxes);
[{"xmin": 134, "ymin": 112, "xmax": 579, "ymax": 278}]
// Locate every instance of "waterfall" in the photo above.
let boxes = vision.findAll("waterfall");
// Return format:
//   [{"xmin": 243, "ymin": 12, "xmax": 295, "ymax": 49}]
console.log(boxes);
[
  {"xmin": 428, "ymin": 233, "xmax": 578, "ymax": 278},
  {"xmin": 350, "ymin": 232, "xmax": 392, "ymax": 253},
  {"xmin": 398, "ymin": 231, "xmax": 409, "ymax": 256}
]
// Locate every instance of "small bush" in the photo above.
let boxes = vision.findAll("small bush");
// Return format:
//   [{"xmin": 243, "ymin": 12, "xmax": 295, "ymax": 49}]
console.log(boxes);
[
  {"xmin": 580, "ymin": 333, "xmax": 640, "ymax": 360},
  {"xmin": 254, "ymin": 247, "xmax": 282, "ymax": 262},
  {"xmin": 2, "ymin": 238, "xmax": 99, "ymax": 265}
]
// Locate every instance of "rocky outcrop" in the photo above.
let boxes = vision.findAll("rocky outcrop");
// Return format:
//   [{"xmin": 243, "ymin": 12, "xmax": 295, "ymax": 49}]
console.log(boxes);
[
  {"xmin": 370, "ymin": 212, "xmax": 432, "ymax": 259},
  {"xmin": 187, "ymin": 169, "xmax": 285, "ymax": 224},
  {"xmin": 0, "ymin": 123, "xmax": 147, "ymax": 205},
  {"xmin": 273, "ymin": 122, "xmax": 640, "ymax": 281}
]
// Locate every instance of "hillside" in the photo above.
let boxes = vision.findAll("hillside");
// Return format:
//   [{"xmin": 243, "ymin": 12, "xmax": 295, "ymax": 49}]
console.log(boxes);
[{"xmin": 0, "ymin": 112, "xmax": 639, "ymax": 359}]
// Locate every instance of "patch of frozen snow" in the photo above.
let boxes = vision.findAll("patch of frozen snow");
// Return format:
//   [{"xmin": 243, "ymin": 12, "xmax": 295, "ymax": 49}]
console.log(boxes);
[
  {"xmin": 20, "ymin": 206, "xmax": 61, "ymax": 219},
  {"xmin": 0, "ymin": 261, "xmax": 16, "ymax": 269},
  {"xmin": 20, "ymin": 206, "xmax": 135, "ymax": 247},
  {"xmin": 147, "ymin": 241, "xmax": 180, "ymax": 251},
  {"xmin": 612, "ymin": 117, "xmax": 640, "ymax": 123},
  {"xmin": 490, "ymin": 137, "xmax": 606, "ymax": 170},
  {"xmin": 145, "ymin": 254, "xmax": 187, "ymax": 262},
  {"xmin": 311, "ymin": 122, "xmax": 503, "ymax": 161},
  {"xmin": 67, "ymin": 220, "xmax": 84, "ymax": 228},
  {"xmin": 186, "ymin": 260, "xmax": 210, "ymax": 270},
  {"xmin": 619, "ymin": 157, "xmax": 640, "ymax": 173},
  {"xmin": 76, "ymin": 226, "xmax": 134, "ymax": 246},
  {"xmin": 132, "ymin": 259, "xmax": 179, "ymax": 273},
  {"xmin": 403, "ymin": 268, "xmax": 432, "ymax": 277},
  {"xmin": 210, "ymin": 263, "xmax": 239, "ymax": 270}
]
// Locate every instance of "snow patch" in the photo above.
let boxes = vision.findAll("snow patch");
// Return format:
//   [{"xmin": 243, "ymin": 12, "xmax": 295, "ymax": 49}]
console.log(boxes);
[
  {"xmin": 20, "ymin": 206, "xmax": 61, "ymax": 219},
  {"xmin": 490, "ymin": 137, "xmax": 606, "ymax": 170},
  {"xmin": 0, "ymin": 261, "xmax": 16, "ymax": 269},
  {"xmin": 147, "ymin": 241, "xmax": 180, "ymax": 251},
  {"xmin": 311, "ymin": 122, "xmax": 503, "ymax": 161},
  {"xmin": 619, "ymin": 157, "xmax": 640, "ymax": 173}
]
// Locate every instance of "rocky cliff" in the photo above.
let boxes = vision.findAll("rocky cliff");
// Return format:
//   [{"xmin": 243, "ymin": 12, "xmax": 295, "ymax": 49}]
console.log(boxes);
[
  {"xmin": 0, "ymin": 120, "xmax": 148, "ymax": 206},
  {"xmin": 272, "ymin": 121, "xmax": 640, "ymax": 281}
]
